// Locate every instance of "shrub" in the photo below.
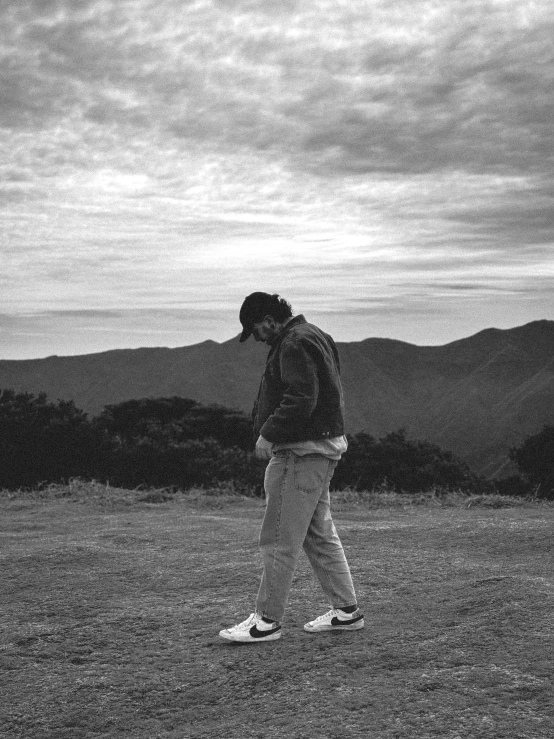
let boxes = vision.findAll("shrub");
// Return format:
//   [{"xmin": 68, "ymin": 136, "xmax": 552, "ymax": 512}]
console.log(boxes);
[
  {"xmin": 0, "ymin": 389, "xmax": 492, "ymax": 497},
  {"xmin": 0, "ymin": 389, "xmax": 109, "ymax": 489},
  {"xmin": 509, "ymin": 425, "xmax": 554, "ymax": 499},
  {"xmin": 333, "ymin": 429, "xmax": 488, "ymax": 493},
  {"xmin": 95, "ymin": 397, "xmax": 253, "ymax": 450},
  {"xmin": 95, "ymin": 396, "xmax": 264, "ymax": 493},
  {"xmin": 493, "ymin": 475, "xmax": 534, "ymax": 498},
  {"xmin": 105, "ymin": 436, "xmax": 264, "ymax": 493}
]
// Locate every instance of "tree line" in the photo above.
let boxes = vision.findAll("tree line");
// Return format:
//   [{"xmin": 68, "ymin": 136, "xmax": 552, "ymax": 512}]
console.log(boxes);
[{"xmin": 0, "ymin": 388, "xmax": 552, "ymax": 498}]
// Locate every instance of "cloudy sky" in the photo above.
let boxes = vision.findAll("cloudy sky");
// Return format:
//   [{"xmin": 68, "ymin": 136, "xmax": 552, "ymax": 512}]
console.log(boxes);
[{"xmin": 1, "ymin": 0, "xmax": 553, "ymax": 358}]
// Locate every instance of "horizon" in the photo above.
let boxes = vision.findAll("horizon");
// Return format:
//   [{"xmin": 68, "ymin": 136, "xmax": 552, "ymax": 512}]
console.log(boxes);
[
  {"xmin": 2, "ymin": 1, "xmax": 553, "ymax": 360},
  {"xmin": 2, "ymin": 316, "xmax": 551, "ymax": 362}
]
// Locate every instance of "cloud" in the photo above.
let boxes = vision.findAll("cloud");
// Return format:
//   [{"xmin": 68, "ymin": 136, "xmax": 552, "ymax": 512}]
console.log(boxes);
[
  {"xmin": 0, "ymin": 0, "xmax": 553, "ymax": 357},
  {"xmin": 34, "ymin": 309, "xmax": 123, "ymax": 318},
  {"xmin": 3, "ymin": 0, "xmax": 552, "ymax": 178},
  {"xmin": 291, "ymin": 6, "xmax": 554, "ymax": 175}
]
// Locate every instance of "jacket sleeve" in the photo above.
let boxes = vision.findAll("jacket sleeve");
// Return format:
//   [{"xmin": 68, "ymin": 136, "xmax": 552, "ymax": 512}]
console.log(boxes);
[{"xmin": 259, "ymin": 337, "xmax": 319, "ymax": 442}]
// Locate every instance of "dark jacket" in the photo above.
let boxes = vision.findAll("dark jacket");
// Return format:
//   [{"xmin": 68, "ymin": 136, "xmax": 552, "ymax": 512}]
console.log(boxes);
[{"xmin": 252, "ymin": 315, "xmax": 346, "ymax": 444}]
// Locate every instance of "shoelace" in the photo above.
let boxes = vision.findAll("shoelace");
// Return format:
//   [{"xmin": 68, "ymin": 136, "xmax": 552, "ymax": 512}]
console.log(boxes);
[
  {"xmin": 314, "ymin": 609, "xmax": 337, "ymax": 622},
  {"xmin": 316, "ymin": 608, "xmax": 355, "ymax": 622},
  {"xmin": 230, "ymin": 613, "xmax": 257, "ymax": 630}
]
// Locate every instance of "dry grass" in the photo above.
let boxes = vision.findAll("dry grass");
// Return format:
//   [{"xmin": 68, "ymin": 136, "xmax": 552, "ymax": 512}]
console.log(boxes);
[{"xmin": 1, "ymin": 482, "xmax": 553, "ymax": 739}]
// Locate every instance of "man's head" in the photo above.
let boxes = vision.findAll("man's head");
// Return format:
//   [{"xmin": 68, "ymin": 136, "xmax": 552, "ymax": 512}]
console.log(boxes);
[{"xmin": 239, "ymin": 292, "xmax": 293, "ymax": 344}]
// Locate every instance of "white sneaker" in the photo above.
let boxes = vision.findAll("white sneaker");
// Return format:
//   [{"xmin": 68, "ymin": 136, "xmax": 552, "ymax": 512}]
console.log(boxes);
[
  {"xmin": 304, "ymin": 607, "xmax": 364, "ymax": 633},
  {"xmin": 219, "ymin": 613, "xmax": 282, "ymax": 643}
]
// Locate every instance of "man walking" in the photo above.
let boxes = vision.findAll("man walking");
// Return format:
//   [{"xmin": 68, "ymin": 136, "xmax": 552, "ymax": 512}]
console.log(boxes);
[{"xmin": 219, "ymin": 292, "xmax": 363, "ymax": 643}]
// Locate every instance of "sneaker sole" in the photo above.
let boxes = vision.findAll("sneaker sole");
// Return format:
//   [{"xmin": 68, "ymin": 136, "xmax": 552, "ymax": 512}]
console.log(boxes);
[
  {"xmin": 304, "ymin": 619, "xmax": 365, "ymax": 633},
  {"xmin": 219, "ymin": 630, "xmax": 282, "ymax": 643}
]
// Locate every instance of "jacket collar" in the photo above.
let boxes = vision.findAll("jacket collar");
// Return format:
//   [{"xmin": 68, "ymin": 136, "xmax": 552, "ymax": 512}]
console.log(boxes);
[{"xmin": 268, "ymin": 314, "xmax": 306, "ymax": 347}]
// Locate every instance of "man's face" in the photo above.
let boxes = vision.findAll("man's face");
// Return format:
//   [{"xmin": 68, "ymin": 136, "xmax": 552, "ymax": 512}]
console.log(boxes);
[{"xmin": 251, "ymin": 317, "xmax": 277, "ymax": 344}]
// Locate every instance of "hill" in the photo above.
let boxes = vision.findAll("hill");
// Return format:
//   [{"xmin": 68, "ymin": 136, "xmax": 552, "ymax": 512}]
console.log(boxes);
[{"xmin": 0, "ymin": 320, "xmax": 553, "ymax": 476}]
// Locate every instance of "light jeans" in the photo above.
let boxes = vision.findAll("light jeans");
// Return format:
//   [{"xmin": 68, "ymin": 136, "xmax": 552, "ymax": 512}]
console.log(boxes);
[{"xmin": 255, "ymin": 451, "xmax": 358, "ymax": 622}]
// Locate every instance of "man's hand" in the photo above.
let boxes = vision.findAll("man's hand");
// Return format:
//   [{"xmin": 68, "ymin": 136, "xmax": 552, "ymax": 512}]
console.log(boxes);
[{"xmin": 255, "ymin": 435, "xmax": 273, "ymax": 460}]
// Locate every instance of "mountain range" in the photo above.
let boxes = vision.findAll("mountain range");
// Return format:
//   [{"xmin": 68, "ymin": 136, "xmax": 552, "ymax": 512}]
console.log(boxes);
[{"xmin": 1, "ymin": 320, "xmax": 553, "ymax": 477}]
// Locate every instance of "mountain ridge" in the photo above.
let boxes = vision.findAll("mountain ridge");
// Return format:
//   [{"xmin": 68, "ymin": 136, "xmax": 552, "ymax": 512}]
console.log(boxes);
[{"xmin": 1, "ymin": 319, "xmax": 553, "ymax": 478}]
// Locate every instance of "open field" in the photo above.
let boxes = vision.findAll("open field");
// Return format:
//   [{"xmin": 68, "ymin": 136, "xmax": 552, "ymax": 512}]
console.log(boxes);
[{"xmin": 1, "ymin": 484, "xmax": 553, "ymax": 739}]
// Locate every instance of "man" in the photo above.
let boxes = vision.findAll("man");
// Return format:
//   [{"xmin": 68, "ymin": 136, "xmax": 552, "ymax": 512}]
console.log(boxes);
[{"xmin": 219, "ymin": 292, "xmax": 363, "ymax": 643}]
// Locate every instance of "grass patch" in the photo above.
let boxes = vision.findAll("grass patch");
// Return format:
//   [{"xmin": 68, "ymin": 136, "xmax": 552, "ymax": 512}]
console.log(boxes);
[
  {"xmin": 331, "ymin": 485, "xmax": 546, "ymax": 510},
  {"xmin": 1, "ymin": 482, "xmax": 553, "ymax": 738}
]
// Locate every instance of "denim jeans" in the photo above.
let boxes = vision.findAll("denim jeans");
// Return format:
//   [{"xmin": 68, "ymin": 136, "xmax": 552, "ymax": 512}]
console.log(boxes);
[{"xmin": 255, "ymin": 451, "xmax": 358, "ymax": 622}]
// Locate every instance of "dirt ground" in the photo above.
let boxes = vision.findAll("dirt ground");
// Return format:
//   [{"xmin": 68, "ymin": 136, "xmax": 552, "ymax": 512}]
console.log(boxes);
[{"xmin": 1, "ymin": 488, "xmax": 553, "ymax": 739}]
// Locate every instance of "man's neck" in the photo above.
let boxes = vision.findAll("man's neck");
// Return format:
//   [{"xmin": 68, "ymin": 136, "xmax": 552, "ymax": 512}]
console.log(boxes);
[
  {"xmin": 268, "ymin": 316, "xmax": 295, "ymax": 345},
  {"xmin": 278, "ymin": 316, "xmax": 294, "ymax": 332}
]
